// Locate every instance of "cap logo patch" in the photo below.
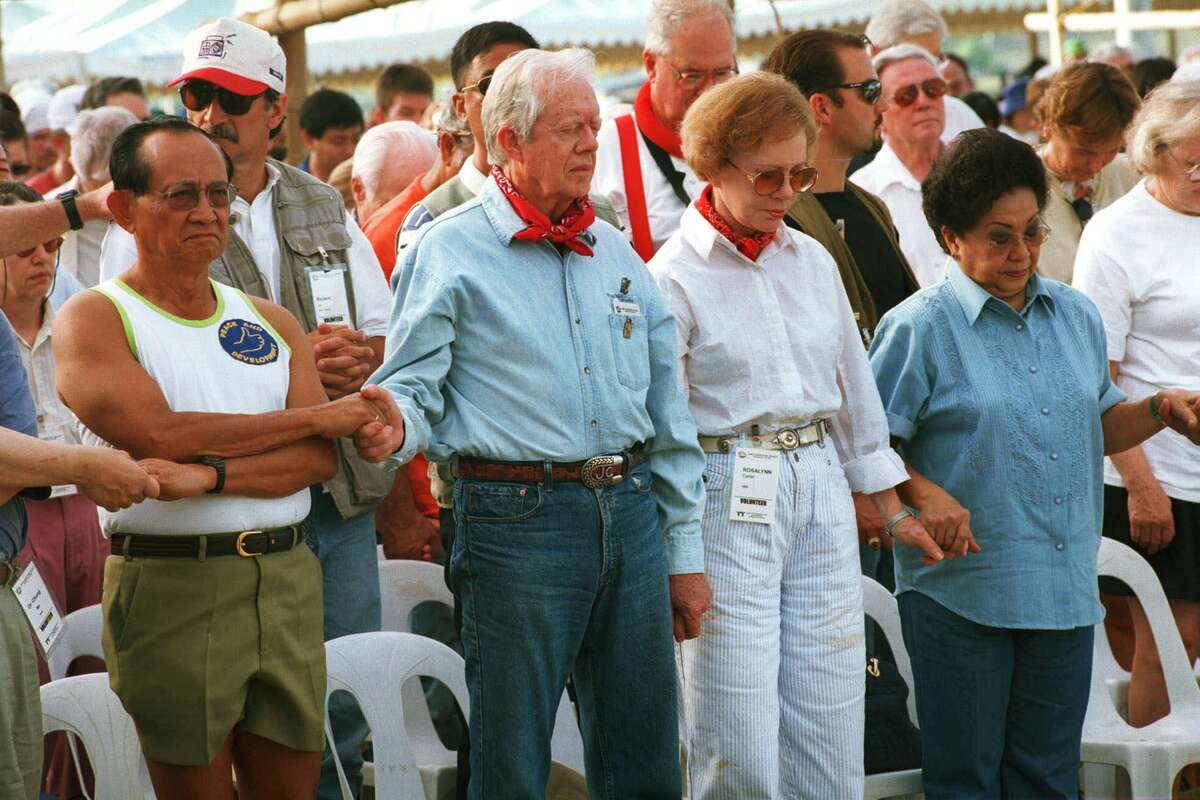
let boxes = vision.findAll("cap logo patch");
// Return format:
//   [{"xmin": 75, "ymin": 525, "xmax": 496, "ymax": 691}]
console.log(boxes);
[
  {"xmin": 269, "ymin": 67, "xmax": 284, "ymax": 81},
  {"xmin": 199, "ymin": 33, "xmax": 232, "ymax": 59}
]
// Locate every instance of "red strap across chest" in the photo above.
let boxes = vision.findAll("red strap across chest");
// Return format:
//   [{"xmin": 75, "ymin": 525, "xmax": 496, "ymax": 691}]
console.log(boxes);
[{"xmin": 615, "ymin": 113, "xmax": 655, "ymax": 262}]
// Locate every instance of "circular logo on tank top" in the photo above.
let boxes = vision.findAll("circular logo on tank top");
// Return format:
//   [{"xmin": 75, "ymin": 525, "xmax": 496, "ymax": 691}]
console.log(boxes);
[{"xmin": 218, "ymin": 319, "xmax": 279, "ymax": 365}]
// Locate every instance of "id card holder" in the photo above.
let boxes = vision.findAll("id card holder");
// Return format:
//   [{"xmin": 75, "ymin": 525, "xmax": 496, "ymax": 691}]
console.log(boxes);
[
  {"xmin": 728, "ymin": 446, "xmax": 780, "ymax": 525},
  {"xmin": 38, "ymin": 423, "xmax": 77, "ymax": 499},
  {"xmin": 12, "ymin": 561, "xmax": 64, "ymax": 657},
  {"xmin": 306, "ymin": 264, "xmax": 354, "ymax": 328}
]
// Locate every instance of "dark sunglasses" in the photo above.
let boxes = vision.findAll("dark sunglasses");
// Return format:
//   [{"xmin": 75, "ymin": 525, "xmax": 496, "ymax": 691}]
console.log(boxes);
[
  {"xmin": 461, "ymin": 73, "xmax": 494, "ymax": 97},
  {"xmin": 179, "ymin": 81, "xmax": 264, "ymax": 116},
  {"xmin": 9, "ymin": 163, "xmax": 31, "ymax": 177},
  {"xmin": 824, "ymin": 79, "xmax": 882, "ymax": 104},
  {"xmin": 729, "ymin": 160, "xmax": 819, "ymax": 196},
  {"xmin": 142, "ymin": 182, "xmax": 238, "ymax": 212},
  {"xmin": 16, "ymin": 237, "xmax": 63, "ymax": 259},
  {"xmin": 891, "ymin": 78, "xmax": 948, "ymax": 108}
]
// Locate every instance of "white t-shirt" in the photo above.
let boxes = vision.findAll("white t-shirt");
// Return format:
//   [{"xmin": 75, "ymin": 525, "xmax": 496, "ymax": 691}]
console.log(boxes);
[
  {"xmin": 593, "ymin": 116, "xmax": 704, "ymax": 253},
  {"xmin": 1073, "ymin": 179, "xmax": 1200, "ymax": 502},
  {"xmin": 850, "ymin": 142, "xmax": 949, "ymax": 288},
  {"xmin": 98, "ymin": 163, "xmax": 391, "ymax": 338}
]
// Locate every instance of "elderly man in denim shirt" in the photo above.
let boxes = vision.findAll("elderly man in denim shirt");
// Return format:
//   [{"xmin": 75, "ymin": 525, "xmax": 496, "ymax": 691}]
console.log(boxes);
[{"xmin": 356, "ymin": 48, "xmax": 709, "ymax": 797}]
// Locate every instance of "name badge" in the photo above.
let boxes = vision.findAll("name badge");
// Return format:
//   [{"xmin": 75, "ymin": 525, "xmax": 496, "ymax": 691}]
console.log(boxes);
[
  {"xmin": 12, "ymin": 561, "xmax": 64, "ymax": 657},
  {"xmin": 306, "ymin": 265, "xmax": 354, "ymax": 327},
  {"xmin": 611, "ymin": 298, "xmax": 642, "ymax": 316},
  {"xmin": 38, "ymin": 423, "xmax": 77, "ymax": 498},
  {"xmin": 729, "ymin": 447, "xmax": 780, "ymax": 525}
]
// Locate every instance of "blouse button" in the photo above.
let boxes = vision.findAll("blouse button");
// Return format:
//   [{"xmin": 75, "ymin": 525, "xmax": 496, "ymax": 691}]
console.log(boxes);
[
  {"xmin": 1050, "ymin": 452, "xmax": 1058, "ymax": 461},
  {"xmin": 1016, "ymin": 324, "xmax": 1025, "ymax": 332},
  {"xmin": 1054, "ymin": 496, "xmax": 1063, "ymax": 505},
  {"xmin": 1041, "ymin": 407, "xmax": 1049, "ymax": 415},
  {"xmin": 1029, "ymin": 366, "xmax": 1038, "ymax": 374},
  {"xmin": 1055, "ymin": 543, "xmax": 1065, "ymax": 551},
  {"xmin": 583, "ymin": 367, "xmax": 591, "ymax": 375},
  {"xmin": 590, "ymin": 420, "xmax": 597, "ymax": 428}
]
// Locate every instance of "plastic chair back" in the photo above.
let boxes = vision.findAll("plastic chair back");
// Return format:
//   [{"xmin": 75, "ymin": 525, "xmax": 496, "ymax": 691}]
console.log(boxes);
[
  {"xmin": 48, "ymin": 603, "xmax": 104, "ymax": 681},
  {"xmin": 378, "ymin": 559, "xmax": 454, "ymax": 634},
  {"xmin": 324, "ymin": 632, "xmax": 469, "ymax": 800},
  {"xmin": 40, "ymin": 674, "xmax": 154, "ymax": 800}
]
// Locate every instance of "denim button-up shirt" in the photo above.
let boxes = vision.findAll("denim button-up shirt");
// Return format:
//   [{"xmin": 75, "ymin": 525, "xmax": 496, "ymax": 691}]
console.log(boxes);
[
  {"xmin": 372, "ymin": 177, "xmax": 706, "ymax": 573},
  {"xmin": 0, "ymin": 315, "xmax": 38, "ymax": 562},
  {"xmin": 869, "ymin": 263, "xmax": 1125, "ymax": 629}
]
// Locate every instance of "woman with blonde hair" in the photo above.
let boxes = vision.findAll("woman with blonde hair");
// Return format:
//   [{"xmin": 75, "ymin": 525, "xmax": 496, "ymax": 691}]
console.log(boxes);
[{"xmin": 649, "ymin": 71, "xmax": 944, "ymax": 799}]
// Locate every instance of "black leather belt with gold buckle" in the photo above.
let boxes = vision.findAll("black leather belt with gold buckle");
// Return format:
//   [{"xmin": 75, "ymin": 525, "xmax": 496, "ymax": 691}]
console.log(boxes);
[{"xmin": 110, "ymin": 524, "xmax": 305, "ymax": 559}]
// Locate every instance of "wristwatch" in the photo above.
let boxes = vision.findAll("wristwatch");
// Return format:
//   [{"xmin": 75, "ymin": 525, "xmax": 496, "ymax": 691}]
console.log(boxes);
[
  {"xmin": 198, "ymin": 456, "xmax": 226, "ymax": 495},
  {"xmin": 1149, "ymin": 393, "xmax": 1166, "ymax": 426},
  {"xmin": 883, "ymin": 508, "xmax": 914, "ymax": 538},
  {"xmin": 58, "ymin": 189, "xmax": 84, "ymax": 231}
]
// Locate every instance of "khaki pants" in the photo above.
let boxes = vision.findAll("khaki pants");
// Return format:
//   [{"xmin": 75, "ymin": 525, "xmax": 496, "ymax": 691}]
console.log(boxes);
[{"xmin": 0, "ymin": 575, "xmax": 42, "ymax": 800}]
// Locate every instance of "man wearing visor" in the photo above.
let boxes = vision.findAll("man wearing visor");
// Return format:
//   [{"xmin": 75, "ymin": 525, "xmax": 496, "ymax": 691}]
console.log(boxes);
[{"xmin": 97, "ymin": 18, "xmax": 394, "ymax": 799}]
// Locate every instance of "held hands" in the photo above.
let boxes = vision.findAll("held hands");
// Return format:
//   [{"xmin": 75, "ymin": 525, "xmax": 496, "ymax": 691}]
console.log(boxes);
[
  {"xmin": 77, "ymin": 448, "xmax": 159, "ymax": 511},
  {"xmin": 1154, "ymin": 390, "xmax": 1200, "ymax": 444},
  {"xmin": 137, "ymin": 459, "xmax": 214, "ymax": 501},
  {"xmin": 908, "ymin": 482, "xmax": 981, "ymax": 560},
  {"xmin": 352, "ymin": 385, "xmax": 407, "ymax": 462},
  {"xmin": 309, "ymin": 324, "xmax": 376, "ymax": 399},
  {"xmin": 669, "ymin": 572, "xmax": 712, "ymax": 643},
  {"xmin": 854, "ymin": 492, "xmax": 891, "ymax": 551}
]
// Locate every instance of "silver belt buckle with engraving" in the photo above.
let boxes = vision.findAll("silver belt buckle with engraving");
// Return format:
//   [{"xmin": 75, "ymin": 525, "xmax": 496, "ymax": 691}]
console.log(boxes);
[
  {"xmin": 775, "ymin": 429, "xmax": 801, "ymax": 450},
  {"xmin": 581, "ymin": 454, "xmax": 625, "ymax": 489}
]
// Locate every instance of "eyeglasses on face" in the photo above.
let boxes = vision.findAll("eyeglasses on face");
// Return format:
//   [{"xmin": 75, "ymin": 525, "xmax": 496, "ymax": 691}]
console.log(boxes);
[
  {"xmin": 1168, "ymin": 149, "xmax": 1200, "ymax": 180},
  {"xmin": 983, "ymin": 220, "xmax": 1051, "ymax": 256},
  {"xmin": 461, "ymin": 73, "xmax": 494, "ymax": 98},
  {"xmin": 891, "ymin": 78, "xmax": 948, "ymax": 108},
  {"xmin": 179, "ymin": 81, "xmax": 264, "ymax": 116},
  {"xmin": 15, "ymin": 237, "xmax": 63, "ymax": 259},
  {"xmin": 822, "ymin": 79, "xmax": 882, "ymax": 105},
  {"xmin": 666, "ymin": 62, "xmax": 739, "ymax": 90},
  {"xmin": 141, "ymin": 182, "xmax": 238, "ymax": 212},
  {"xmin": 727, "ymin": 160, "xmax": 819, "ymax": 196}
]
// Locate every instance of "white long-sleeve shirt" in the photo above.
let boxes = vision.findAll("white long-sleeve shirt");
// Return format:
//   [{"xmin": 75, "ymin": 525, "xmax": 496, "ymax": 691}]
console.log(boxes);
[{"xmin": 648, "ymin": 204, "xmax": 907, "ymax": 494}]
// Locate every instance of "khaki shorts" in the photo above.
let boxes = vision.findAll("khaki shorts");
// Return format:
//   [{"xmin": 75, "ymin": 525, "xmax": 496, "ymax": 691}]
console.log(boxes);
[{"xmin": 101, "ymin": 542, "xmax": 326, "ymax": 765}]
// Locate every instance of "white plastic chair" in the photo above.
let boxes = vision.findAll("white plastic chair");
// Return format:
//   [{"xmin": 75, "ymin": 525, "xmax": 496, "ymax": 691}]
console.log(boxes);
[
  {"xmin": 861, "ymin": 576, "xmax": 924, "ymax": 800},
  {"xmin": 48, "ymin": 603, "xmax": 104, "ymax": 680},
  {"xmin": 40, "ymin": 673, "xmax": 154, "ymax": 800},
  {"xmin": 324, "ymin": 632, "xmax": 470, "ymax": 800},
  {"xmin": 1080, "ymin": 538, "xmax": 1200, "ymax": 799}
]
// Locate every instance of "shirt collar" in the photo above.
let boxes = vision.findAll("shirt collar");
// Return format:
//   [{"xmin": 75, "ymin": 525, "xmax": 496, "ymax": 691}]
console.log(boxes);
[
  {"xmin": 947, "ymin": 259, "xmax": 1055, "ymax": 324},
  {"xmin": 678, "ymin": 202, "xmax": 795, "ymax": 266},
  {"xmin": 232, "ymin": 162, "xmax": 281, "ymax": 214},
  {"xmin": 477, "ymin": 176, "xmax": 598, "ymax": 251},
  {"xmin": 15, "ymin": 299, "xmax": 55, "ymax": 352},
  {"xmin": 871, "ymin": 142, "xmax": 922, "ymax": 192},
  {"xmin": 458, "ymin": 159, "xmax": 486, "ymax": 195}
]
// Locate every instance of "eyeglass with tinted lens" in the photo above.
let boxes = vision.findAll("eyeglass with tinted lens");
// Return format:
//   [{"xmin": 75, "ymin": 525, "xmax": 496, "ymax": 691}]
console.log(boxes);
[
  {"xmin": 824, "ymin": 79, "xmax": 882, "ymax": 104},
  {"xmin": 461, "ymin": 73, "xmax": 494, "ymax": 97},
  {"xmin": 667, "ymin": 63, "xmax": 739, "ymax": 90},
  {"xmin": 891, "ymin": 78, "xmax": 948, "ymax": 108},
  {"xmin": 15, "ymin": 237, "xmax": 63, "ymax": 259},
  {"xmin": 142, "ymin": 182, "xmax": 238, "ymax": 212},
  {"xmin": 9, "ymin": 162, "xmax": 31, "ymax": 177},
  {"xmin": 179, "ymin": 81, "xmax": 263, "ymax": 116},
  {"xmin": 729, "ymin": 161, "xmax": 819, "ymax": 196},
  {"xmin": 984, "ymin": 221, "xmax": 1051, "ymax": 256}
]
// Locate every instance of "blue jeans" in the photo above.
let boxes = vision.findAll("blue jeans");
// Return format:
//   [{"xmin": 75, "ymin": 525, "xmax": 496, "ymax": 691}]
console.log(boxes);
[
  {"xmin": 898, "ymin": 590, "xmax": 1092, "ymax": 799},
  {"xmin": 306, "ymin": 488, "xmax": 382, "ymax": 800},
  {"xmin": 450, "ymin": 463, "xmax": 681, "ymax": 799}
]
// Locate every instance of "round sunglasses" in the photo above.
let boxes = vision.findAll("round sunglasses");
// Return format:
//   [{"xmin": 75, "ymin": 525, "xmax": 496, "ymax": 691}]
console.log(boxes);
[
  {"xmin": 15, "ymin": 237, "xmax": 63, "ymax": 259},
  {"xmin": 179, "ymin": 80, "xmax": 266, "ymax": 116},
  {"xmin": 891, "ymin": 78, "xmax": 948, "ymax": 108},
  {"xmin": 728, "ymin": 160, "xmax": 819, "ymax": 196}
]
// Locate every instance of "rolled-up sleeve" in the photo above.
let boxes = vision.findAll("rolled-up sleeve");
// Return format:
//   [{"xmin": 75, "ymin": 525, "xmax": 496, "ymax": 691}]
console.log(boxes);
[
  {"xmin": 642, "ymin": 280, "xmax": 706, "ymax": 575},
  {"xmin": 869, "ymin": 311, "xmax": 932, "ymax": 444},
  {"xmin": 829, "ymin": 278, "xmax": 907, "ymax": 493}
]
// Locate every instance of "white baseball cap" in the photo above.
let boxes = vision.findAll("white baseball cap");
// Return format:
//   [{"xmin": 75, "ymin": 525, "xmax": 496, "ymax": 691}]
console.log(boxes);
[
  {"xmin": 169, "ymin": 17, "xmax": 286, "ymax": 96},
  {"xmin": 47, "ymin": 85, "xmax": 87, "ymax": 134},
  {"xmin": 13, "ymin": 88, "xmax": 52, "ymax": 135}
]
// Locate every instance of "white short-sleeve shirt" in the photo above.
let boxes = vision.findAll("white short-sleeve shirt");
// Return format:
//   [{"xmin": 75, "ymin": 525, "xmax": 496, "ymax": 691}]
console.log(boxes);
[{"xmin": 1073, "ymin": 179, "xmax": 1200, "ymax": 502}]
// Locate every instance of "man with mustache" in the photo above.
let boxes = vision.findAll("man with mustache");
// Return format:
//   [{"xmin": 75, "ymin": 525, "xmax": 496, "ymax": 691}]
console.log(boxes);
[{"xmin": 96, "ymin": 18, "xmax": 394, "ymax": 800}]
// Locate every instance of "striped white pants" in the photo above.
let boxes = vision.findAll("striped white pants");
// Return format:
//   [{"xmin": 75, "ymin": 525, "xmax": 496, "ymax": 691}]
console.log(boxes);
[{"xmin": 682, "ymin": 445, "xmax": 865, "ymax": 799}]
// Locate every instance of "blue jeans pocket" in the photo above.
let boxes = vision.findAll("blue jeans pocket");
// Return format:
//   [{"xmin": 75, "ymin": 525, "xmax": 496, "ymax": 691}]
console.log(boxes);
[{"xmin": 461, "ymin": 482, "xmax": 545, "ymax": 523}]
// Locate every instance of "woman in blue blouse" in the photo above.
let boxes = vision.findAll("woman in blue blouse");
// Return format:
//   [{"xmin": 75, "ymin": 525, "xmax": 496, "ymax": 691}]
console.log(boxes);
[{"xmin": 869, "ymin": 128, "xmax": 1200, "ymax": 800}]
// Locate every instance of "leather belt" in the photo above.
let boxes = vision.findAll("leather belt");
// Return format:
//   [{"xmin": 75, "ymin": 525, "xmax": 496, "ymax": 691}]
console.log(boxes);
[
  {"xmin": 457, "ymin": 445, "xmax": 643, "ymax": 489},
  {"xmin": 699, "ymin": 419, "xmax": 830, "ymax": 454},
  {"xmin": 110, "ymin": 524, "xmax": 305, "ymax": 559}
]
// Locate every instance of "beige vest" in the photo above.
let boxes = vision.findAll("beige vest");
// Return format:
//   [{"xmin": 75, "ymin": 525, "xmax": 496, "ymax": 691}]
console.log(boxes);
[{"xmin": 209, "ymin": 159, "xmax": 391, "ymax": 519}]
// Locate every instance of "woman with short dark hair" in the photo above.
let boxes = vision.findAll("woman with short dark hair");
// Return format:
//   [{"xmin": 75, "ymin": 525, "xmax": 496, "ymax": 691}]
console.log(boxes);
[{"xmin": 869, "ymin": 127, "xmax": 1200, "ymax": 799}]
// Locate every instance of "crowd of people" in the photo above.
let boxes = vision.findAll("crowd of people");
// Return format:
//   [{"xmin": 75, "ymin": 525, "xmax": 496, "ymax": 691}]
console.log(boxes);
[{"xmin": 1, "ymin": 0, "xmax": 1200, "ymax": 799}]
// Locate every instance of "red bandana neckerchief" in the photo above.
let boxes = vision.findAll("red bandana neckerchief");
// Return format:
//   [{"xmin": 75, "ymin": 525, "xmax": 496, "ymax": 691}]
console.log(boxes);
[
  {"xmin": 633, "ymin": 82, "xmax": 683, "ymax": 159},
  {"xmin": 694, "ymin": 185, "xmax": 776, "ymax": 262},
  {"xmin": 491, "ymin": 166, "xmax": 595, "ymax": 257}
]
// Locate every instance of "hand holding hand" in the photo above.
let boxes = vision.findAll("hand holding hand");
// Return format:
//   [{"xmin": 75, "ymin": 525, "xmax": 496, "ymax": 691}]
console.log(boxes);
[
  {"xmin": 77, "ymin": 448, "xmax": 159, "ymax": 511},
  {"xmin": 854, "ymin": 492, "xmax": 890, "ymax": 551},
  {"xmin": 912, "ymin": 482, "xmax": 979, "ymax": 558},
  {"xmin": 1156, "ymin": 391, "xmax": 1200, "ymax": 445},
  {"xmin": 890, "ymin": 515, "xmax": 949, "ymax": 565},
  {"xmin": 668, "ymin": 572, "xmax": 712, "ymax": 643},
  {"xmin": 309, "ymin": 325, "xmax": 375, "ymax": 399},
  {"xmin": 136, "ymin": 458, "xmax": 216, "ymax": 501},
  {"xmin": 353, "ymin": 385, "xmax": 406, "ymax": 462},
  {"xmin": 378, "ymin": 511, "xmax": 441, "ymax": 561}
]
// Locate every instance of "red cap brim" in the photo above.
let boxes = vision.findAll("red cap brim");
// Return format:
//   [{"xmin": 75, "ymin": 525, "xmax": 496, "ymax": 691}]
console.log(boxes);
[{"xmin": 167, "ymin": 67, "xmax": 270, "ymax": 95}]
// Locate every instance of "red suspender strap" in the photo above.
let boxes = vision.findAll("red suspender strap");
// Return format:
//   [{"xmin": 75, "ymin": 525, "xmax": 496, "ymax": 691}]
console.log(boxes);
[{"xmin": 615, "ymin": 113, "xmax": 655, "ymax": 262}]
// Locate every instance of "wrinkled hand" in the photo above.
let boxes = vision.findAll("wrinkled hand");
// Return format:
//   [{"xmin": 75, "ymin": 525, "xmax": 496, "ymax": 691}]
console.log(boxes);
[
  {"xmin": 309, "ymin": 325, "xmax": 375, "ymax": 399},
  {"xmin": 890, "ymin": 516, "xmax": 948, "ymax": 565},
  {"xmin": 854, "ymin": 492, "xmax": 890, "ymax": 551},
  {"xmin": 379, "ymin": 511, "xmax": 441, "ymax": 561},
  {"xmin": 353, "ymin": 385, "xmax": 407, "ymax": 462},
  {"xmin": 912, "ymin": 483, "xmax": 980, "ymax": 558},
  {"xmin": 1156, "ymin": 390, "xmax": 1200, "ymax": 445},
  {"xmin": 137, "ymin": 458, "xmax": 215, "ymax": 501},
  {"xmin": 669, "ymin": 572, "xmax": 712, "ymax": 643},
  {"xmin": 1128, "ymin": 481, "xmax": 1175, "ymax": 555},
  {"xmin": 77, "ymin": 448, "xmax": 159, "ymax": 511},
  {"xmin": 318, "ymin": 392, "xmax": 385, "ymax": 438}
]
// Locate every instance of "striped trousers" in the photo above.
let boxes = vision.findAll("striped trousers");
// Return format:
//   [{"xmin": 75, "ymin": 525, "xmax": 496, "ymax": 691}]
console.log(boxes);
[{"xmin": 683, "ymin": 445, "xmax": 865, "ymax": 799}]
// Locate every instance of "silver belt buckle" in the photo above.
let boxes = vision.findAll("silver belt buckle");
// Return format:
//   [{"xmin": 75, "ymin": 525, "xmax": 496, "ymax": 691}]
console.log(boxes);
[
  {"xmin": 775, "ymin": 429, "xmax": 801, "ymax": 449},
  {"xmin": 581, "ymin": 454, "xmax": 625, "ymax": 489}
]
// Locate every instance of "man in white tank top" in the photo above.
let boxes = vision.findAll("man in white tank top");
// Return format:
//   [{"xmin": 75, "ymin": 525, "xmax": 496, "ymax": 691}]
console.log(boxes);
[{"xmin": 52, "ymin": 118, "xmax": 392, "ymax": 798}]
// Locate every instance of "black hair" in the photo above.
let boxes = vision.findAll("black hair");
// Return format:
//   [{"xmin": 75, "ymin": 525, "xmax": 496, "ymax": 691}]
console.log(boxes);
[
  {"xmin": 375, "ymin": 64, "xmax": 434, "ymax": 110},
  {"xmin": 960, "ymin": 90, "xmax": 1001, "ymax": 129},
  {"xmin": 922, "ymin": 128, "xmax": 1047, "ymax": 253},
  {"xmin": 109, "ymin": 117, "xmax": 233, "ymax": 194},
  {"xmin": 263, "ymin": 89, "xmax": 284, "ymax": 139},
  {"xmin": 1131, "ymin": 57, "xmax": 1176, "ymax": 99},
  {"xmin": 0, "ymin": 181, "xmax": 42, "ymax": 205},
  {"xmin": 449, "ymin": 22, "xmax": 539, "ymax": 89},
  {"xmin": 0, "ymin": 93, "xmax": 19, "ymax": 116},
  {"xmin": 299, "ymin": 88, "xmax": 364, "ymax": 138},
  {"xmin": 0, "ymin": 111, "xmax": 27, "ymax": 143},
  {"xmin": 943, "ymin": 52, "xmax": 971, "ymax": 77},
  {"xmin": 1017, "ymin": 56, "xmax": 1048, "ymax": 80},
  {"xmin": 81, "ymin": 76, "xmax": 146, "ymax": 110},
  {"xmin": 761, "ymin": 29, "xmax": 870, "ymax": 107}
]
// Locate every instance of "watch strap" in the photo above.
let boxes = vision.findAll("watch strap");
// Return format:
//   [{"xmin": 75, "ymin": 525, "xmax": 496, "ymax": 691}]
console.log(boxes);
[
  {"xmin": 199, "ymin": 456, "xmax": 226, "ymax": 495},
  {"xmin": 1149, "ymin": 393, "xmax": 1166, "ymax": 425},
  {"xmin": 59, "ymin": 190, "xmax": 84, "ymax": 231}
]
